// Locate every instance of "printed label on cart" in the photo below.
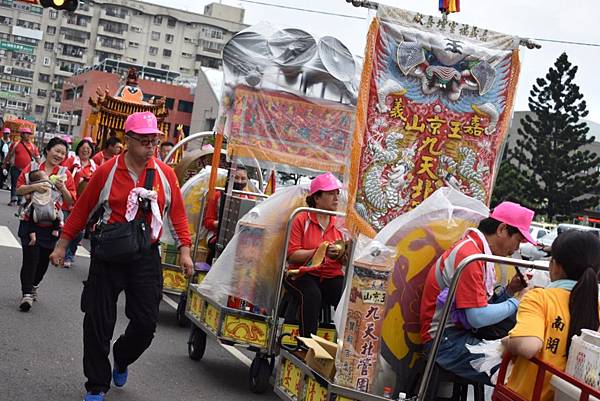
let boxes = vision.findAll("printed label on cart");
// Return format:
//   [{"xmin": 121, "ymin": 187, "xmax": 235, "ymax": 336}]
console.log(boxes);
[
  {"xmin": 221, "ymin": 314, "xmax": 268, "ymax": 347},
  {"xmin": 281, "ymin": 324, "xmax": 337, "ymax": 346},
  {"xmin": 204, "ymin": 304, "xmax": 220, "ymax": 334},
  {"xmin": 304, "ymin": 377, "xmax": 328, "ymax": 401},
  {"xmin": 187, "ymin": 291, "xmax": 204, "ymax": 320},
  {"xmin": 162, "ymin": 269, "xmax": 188, "ymax": 293},
  {"xmin": 279, "ymin": 357, "xmax": 302, "ymax": 399}
]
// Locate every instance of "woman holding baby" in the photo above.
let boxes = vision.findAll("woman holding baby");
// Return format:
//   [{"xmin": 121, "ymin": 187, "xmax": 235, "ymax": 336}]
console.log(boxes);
[{"xmin": 15, "ymin": 137, "xmax": 76, "ymax": 312}]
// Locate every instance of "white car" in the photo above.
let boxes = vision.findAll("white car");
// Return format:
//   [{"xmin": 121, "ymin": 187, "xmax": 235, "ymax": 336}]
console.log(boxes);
[{"xmin": 519, "ymin": 226, "xmax": 551, "ymax": 260}]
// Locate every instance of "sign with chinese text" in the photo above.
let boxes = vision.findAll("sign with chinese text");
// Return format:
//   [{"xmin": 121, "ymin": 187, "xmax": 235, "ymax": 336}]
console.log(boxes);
[
  {"xmin": 334, "ymin": 259, "xmax": 394, "ymax": 393},
  {"xmin": 347, "ymin": 6, "xmax": 520, "ymax": 236},
  {"xmin": 0, "ymin": 40, "xmax": 35, "ymax": 54},
  {"xmin": 226, "ymin": 86, "xmax": 354, "ymax": 174}
]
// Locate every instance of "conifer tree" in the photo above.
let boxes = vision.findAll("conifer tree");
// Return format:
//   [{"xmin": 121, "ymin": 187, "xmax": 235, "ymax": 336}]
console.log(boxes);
[{"xmin": 510, "ymin": 53, "xmax": 599, "ymax": 220}]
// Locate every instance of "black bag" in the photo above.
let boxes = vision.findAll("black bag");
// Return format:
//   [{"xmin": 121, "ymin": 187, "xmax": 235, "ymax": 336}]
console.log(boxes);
[{"xmin": 92, "ymin": 169, "xmax": 154, "ymax": 263}]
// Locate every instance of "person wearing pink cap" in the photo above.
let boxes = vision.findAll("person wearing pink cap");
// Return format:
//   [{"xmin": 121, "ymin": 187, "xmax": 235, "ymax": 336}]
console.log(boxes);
[
  {"xmin": 0, "ymin": 127, "xmax": 12, "ymax": 190},
  {"xmin": 419, "ymin": 200, "xmax": 535, "ymax": 385},
  {"xmin": 284, "ymin": 172, "xmax": 347, "ymax": 337},
  {"xmin": 49, "ymin": 111, "xmax": 193, "ymax": 401},
  {"xmin": 3, "ymin": 126, "xmax": 40, "ymax": 206}
]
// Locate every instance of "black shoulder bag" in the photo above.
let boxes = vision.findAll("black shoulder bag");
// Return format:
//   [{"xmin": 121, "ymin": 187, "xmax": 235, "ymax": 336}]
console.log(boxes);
[{"xmin": 92, "ymin": 169, "xmax": 155, "ymax": 263}]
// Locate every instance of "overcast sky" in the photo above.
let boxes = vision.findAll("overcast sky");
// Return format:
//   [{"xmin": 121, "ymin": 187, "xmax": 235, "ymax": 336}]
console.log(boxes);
[{"xmin": 151, "ymin": 0, "xmax": 600, "ymax": 123}]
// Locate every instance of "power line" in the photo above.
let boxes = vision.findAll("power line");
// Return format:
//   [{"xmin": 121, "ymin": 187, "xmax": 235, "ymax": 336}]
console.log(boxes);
[{"xmin": 236, "ymin": 0, "xmax": 600, "ymax": 48}]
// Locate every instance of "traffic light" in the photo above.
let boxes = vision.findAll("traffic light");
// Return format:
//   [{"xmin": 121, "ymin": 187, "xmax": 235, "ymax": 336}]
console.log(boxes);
[{"xmin": 38, "ymin": 0, "xmax": 79, "ymax": 12}]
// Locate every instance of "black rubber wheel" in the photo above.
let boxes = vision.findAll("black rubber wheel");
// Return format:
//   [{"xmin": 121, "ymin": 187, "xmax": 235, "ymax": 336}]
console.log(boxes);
[
  {"xmin": 249, "ymin": 356, "xmax": 272, "ymax": 393},
  {"xmin": 176, "ymin": 296, "xmax": 190, "ymax": 327},
  {"xmin": 188, "ymin": 326, "xmax": 206, "ymax": 361}
]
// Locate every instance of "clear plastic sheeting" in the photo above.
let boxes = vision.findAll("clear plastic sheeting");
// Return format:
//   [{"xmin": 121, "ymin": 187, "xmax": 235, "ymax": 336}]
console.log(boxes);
[
  {"xmin": 161, "ymin": 166, "xmax": 227, "ymax": 246},
  {"xmin": 216, "ymin": 22, "xmax": 359, "ymax": 179},
  {"xmin": 197, "ymin": 183, "xmax": 310, "ymax": 311},
  {"xmin": 345, "ymin": 187, "xmax": 489, "ymax": 395}
]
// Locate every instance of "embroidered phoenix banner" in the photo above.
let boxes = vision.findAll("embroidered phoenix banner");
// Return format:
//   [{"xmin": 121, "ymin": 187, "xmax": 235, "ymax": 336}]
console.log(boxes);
[{"xmin": 347, "ymin": 6, "xmax": 521, "ymax": 237}]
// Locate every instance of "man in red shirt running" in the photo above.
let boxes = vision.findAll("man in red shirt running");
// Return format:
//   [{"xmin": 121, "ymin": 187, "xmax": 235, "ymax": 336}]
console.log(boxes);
[
  {"xmin": 91, "ymin": 136, "xmax": 123, "ymax": 166},
  {"xmin": 419, "ymin": 201, "xmax": 535, "ymax": 386},
  {"xmin": 3, "ymin": 127, "xmax": 40, "ymax": 206},
  {"xmin": 50, "ymin": 112, "xmax": 193, "ymax": 401}
]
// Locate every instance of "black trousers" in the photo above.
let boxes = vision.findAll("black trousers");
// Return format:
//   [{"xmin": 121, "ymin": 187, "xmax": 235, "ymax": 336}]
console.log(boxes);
[
  {"xmin": 81, "ymin": 245, "xmax": 162, "ymax": 393},
  {"xmin": 9, "ymin": 166, "xmax": 21, "ymax": 203},
  {"xmin": 284, "ymin": 274, "xmax": 344, "ymax": 337},
  {"xmin": 19, "ymin": 239, "xmax": 53, "ymax": 295}
]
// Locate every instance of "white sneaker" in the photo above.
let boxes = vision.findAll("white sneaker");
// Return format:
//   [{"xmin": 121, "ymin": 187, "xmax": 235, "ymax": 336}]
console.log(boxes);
[
  {"xmin": 19, "ymin": 294, "xmax": 34, "ymax": 312},
  {"xmin": 32, "ymin": 285, "xmax": 39, "ymax": 302}
]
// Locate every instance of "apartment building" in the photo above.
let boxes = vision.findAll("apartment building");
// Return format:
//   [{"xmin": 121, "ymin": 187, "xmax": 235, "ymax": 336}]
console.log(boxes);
[{"xmin": 0, "ymin": 0, "xmax": 246, "ymax": 136}]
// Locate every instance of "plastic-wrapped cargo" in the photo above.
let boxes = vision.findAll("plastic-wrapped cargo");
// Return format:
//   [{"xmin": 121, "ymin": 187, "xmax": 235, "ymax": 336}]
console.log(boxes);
[
  {"xmin": 565, "ymin": 329, "xmax": 600, "ymax": 390},
  {"xmin": 198, "ymin": 183, "xmax": 347, "ymax": 312}
]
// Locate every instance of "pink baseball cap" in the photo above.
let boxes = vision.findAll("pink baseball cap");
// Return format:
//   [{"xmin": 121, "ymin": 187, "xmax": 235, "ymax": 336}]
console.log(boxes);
[
  {"xmin": 2, "ymin": 128, "xmax": 9, "ymax": 134},
  {"xmin": 490, "ymin": 201, "xmax": 536, "ymax": 244},
  {"xmin": 20, "ymin": 127, "xmax": 32, "ymax": 134},
  {"xmin": 124, "ymin": 111, "xmax": 163, "ymax": 135},
  {"xmin": 310, "ymin": 172, "xmax": 342, "ymax": 195}
]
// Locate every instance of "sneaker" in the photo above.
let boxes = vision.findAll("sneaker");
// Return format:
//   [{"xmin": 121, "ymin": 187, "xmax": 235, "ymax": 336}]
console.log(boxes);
[
  {"xmin": 19, "ymin": 294, "xmax": 34, "ymax": 311},
  {"xmin": 7, "ymin": 201, "xmax": 16, "ymax": 206},
  {"xmin": 31, "ymin": 285, "xmax": 39, "ymax": 302},
  {"xmin": 83, "ymin": 392, "xmax": 105, "ymax": 401},
  {"xmin": 63, "ymin": 260, "xmax": 72, "ymax": 268},
  {"xmin": 112, "ymin": 366, "xmax": 128, "ymax": 387}
]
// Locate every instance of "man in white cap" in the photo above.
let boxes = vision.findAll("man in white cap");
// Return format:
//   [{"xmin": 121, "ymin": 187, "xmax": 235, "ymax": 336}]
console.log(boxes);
[{"xmin": 50, "ymin": 111, "xmax": 193, "ymax": 401}]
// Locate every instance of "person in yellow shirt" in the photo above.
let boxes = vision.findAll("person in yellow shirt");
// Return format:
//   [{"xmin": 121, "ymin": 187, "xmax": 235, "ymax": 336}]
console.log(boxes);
[{"xmin": 503, "ymin": 230, "xmax": 600, "ymax": 401}]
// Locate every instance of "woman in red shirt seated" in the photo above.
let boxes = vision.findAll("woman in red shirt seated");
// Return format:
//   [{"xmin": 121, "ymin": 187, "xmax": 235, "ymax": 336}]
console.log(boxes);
[{"xmin": 284, "ymin": 172, "xmax": 346, "ymax": 337}]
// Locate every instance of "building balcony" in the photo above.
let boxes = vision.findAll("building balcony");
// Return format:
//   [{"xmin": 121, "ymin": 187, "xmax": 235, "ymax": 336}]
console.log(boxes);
[
  {"xmin": 74, "ymin": 3, "xmax": 94, "ymax": 16},
  {"xmin": 95, "ymin": 40, "xmax": 125, "ymax": 54},
  {"xmin": 54, "ymin": 66, "xmax": 74, "ymax": 77},
  {"xmin": 64, "ymin": 19, "xmax": 90, "ymax": 32},
  {"xmin": 98, "ymin": 25, "xmax": 126, "ymax": 38},
  {"xmin": 99, "ymin": 9, "xmax": 129, "ymax": 23},
  {"xmin": 60, "ymin": 33, "xmax": 89, "ymax": 48},
  {"xmin": 56, "ymin": 51, "xmax": 86, "ymax": 63}
]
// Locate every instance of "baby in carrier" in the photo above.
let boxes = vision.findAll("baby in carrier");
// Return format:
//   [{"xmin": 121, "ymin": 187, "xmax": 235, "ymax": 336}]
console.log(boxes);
[{"xmin": 23, "ymin": 170, "xmax": 63, "ymax": 245}]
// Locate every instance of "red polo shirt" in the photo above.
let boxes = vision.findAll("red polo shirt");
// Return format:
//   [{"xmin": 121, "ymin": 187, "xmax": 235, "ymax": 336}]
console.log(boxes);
[
  {"xmin": 10, "ymin": 141, "xmax": 40, "ymax": 170},
  {"xmin": 287, "ymin": 211, "xmax": 344, "ymax": 279},
  {"xmin": 61, "ymin": 153, "xmax": 192, "ymax": 248},
  {"xmin": 16, "ymin": 162, "xmax": 77, "ymax": 215},
  {"xmin": 63, "ymin": 156, "xmax": 97, "ymax": 187},
  {"xmin": 91, "ymin": 150, "xmax": 113, "ymax": 166},
  {"xmin": 419, "ymin": 231, "xmax": 489, "ymax": 342}
]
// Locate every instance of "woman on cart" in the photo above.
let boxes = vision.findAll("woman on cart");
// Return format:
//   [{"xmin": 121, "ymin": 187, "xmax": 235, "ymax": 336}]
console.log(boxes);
[
  {"xmin": 503, "ymin": 230, "xmax": 600, "ymax": 401},
  {"xmin": 285, "ymin": 172, "xmax": 346, "ymax": 337}
]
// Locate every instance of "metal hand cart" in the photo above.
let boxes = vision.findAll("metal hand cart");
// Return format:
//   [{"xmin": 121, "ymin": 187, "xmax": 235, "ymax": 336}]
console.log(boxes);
[
  {"xmin": 273, "ymin": 254, "xmax": 552, "ymax": 401},
  {"xmin": 185, "ymin": 207, "xmax": 349, "ymax": 393},
  {"xmin": 493, "ymin": 353, "xmax": 600, "ymax": 401}
]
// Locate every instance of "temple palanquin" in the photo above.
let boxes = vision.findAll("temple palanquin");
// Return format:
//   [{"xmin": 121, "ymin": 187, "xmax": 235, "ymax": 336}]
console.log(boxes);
[{"xmin": 82, "ymin": 68, "xmax": 169, "ymax": 149}]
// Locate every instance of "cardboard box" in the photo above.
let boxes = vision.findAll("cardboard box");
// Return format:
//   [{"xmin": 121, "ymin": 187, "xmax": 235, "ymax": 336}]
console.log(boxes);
[{"xmin": 297, "ymin": 334, "xmax": 338, "ymax": 380}]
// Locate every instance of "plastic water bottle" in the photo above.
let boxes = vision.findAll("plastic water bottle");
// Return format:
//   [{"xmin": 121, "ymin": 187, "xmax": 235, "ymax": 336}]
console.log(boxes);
[{"xmin": 383, "ymin": 386, "xmax": 393, "ymax": 399}]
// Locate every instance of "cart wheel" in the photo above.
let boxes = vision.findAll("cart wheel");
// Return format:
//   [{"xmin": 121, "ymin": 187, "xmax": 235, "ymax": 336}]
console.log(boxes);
[
  {"xmin": 188, "ymin": 326, "xmax": 206, "ymax": 361},
  {"xmin": 177, "ymin": 296, "xmax": 190, "ymax": 327},
  {"xmin": 249, "ymin": 356, "xmax": 272, "ymax": 393}
]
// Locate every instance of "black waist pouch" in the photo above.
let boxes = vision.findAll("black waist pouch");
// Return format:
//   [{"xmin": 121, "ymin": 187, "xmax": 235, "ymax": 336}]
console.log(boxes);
[{"xmin": 92, "ymin": 219, "xmax": 150, "ymax": 263}]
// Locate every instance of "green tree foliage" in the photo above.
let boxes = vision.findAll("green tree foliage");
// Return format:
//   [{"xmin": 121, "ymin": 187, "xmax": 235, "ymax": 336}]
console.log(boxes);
[
  {"xmin": 510, "ymin": 53, "xmax": 599, "ymax": 220},
  {"xmin": 491, "ymin": 158, "xmax": 526, "ymax": 207}
]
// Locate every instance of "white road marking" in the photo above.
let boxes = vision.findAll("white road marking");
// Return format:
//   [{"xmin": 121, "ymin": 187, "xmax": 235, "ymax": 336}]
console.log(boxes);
[
  {"xmin": 161, "ymin": 294, "xmax": 252, "ymax": 367},
  {"xmin": 0, "ymin": 225, "xmax": 90, "ymax": 257},
  {"xmin": 0, "ymin": 225, "xmax": 21, "ymax": 248}
]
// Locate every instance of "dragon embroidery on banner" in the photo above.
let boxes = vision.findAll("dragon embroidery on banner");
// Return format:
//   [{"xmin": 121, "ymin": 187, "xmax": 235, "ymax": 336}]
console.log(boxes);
[{"xmin": 356, "ymin": 23, "xmax": 511, "ymax": 229}]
